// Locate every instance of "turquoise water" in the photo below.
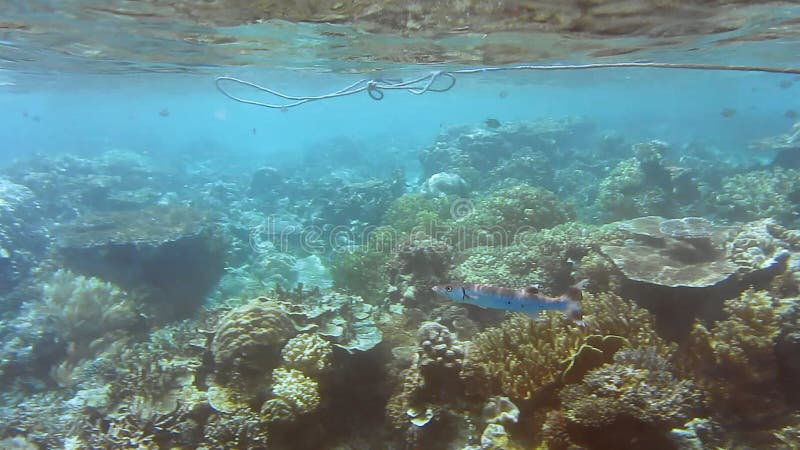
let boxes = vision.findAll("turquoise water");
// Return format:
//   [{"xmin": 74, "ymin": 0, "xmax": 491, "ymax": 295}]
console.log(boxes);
[{"xmin": 1, "ymin": 2, "xmax": 800, "ymax": 449}]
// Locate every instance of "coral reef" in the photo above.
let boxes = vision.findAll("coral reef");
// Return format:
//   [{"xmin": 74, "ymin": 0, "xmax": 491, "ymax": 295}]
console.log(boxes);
[
  {"xmin": 263, "ymin": 367, "xmax": 321, "ymax": 422},
  {"xmin": 713, "ymin": 167, "xmax": 800, "ymax": 224},
  {"xmin": 682, "ymin": 289, "xmax": 795, "ymax": 426},
  {"xmin": 0, "ymin": 177, "xmax": 49, "ymax": 297},
  {"xmin": 466, "ymin": 291, "xmax": 669, "ymax": 402},
  {"xmin": 385, "ymin": 234, "xmax": 452, "ymax": 311},
  {"xmin": 211, "ymin": 298, "xmax": 296, "ymax": 374},
  {"xmin": 467, "ymin": 313, "xmax": 584, "ymax": 400},
  {"xmin": 560, "ymin": 348, "xmax": 702, "ymax": 431},
  {"xmin": 382, "ymin": 193, "xmax": 451, "ymax": 235},
  {"xmin": 420, "ymin": 172, "xmax": 468, "ymax": 197},
  {"xmin": 329, "ymin": 245, "xmax": 390, "ymax": 303},
  {"xmin": 458, "ymin": 184, "xmax": 575, "ymax": 246},
  {"xmin": 281, "ymin": 332, "xmax": 333, "ymax": 375},
  {"xmin": 454, "ymin": 222, "xmax": 612, "ymax": 293}
]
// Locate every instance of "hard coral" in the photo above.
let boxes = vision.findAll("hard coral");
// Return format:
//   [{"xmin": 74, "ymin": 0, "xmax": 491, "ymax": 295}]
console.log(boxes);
[
  {"xmin": 460, "ymin": 184, "xmax": 575, "ymax": 245},
  {"xmin": 211, "ymin": 299, "xmax": 295, "ymax": 372},
  {"xmin": 595, "ymin": 141, "xmax": 685, "ymax": 221},
  {"xmin": 467, "ymin": 314, "xmax": 584, "ymax": 400},
  {"xmin": 713, "ymin": 167, "xmax": 800, "ymax": 225},
  {"xmin": 266, "ymin": 367, "xmax": 321, "ymax": 419},
  {"xmin": 560, "ymin": 348, "xmax": 702, "ymax": 430},
  {"xmin": 683, "ymin": 289, "xmax": 794, "ymax": 425},
  {"xmin": 281, "ymin": 333, "xmax": 332, "ymax": 375},
  {"xmin": 382, "ymin": 193, "xmax": 451, "ymax": 234},
  {"xmin": 466, "ymin": 291, "xmax": 671, "ymax": 401}
]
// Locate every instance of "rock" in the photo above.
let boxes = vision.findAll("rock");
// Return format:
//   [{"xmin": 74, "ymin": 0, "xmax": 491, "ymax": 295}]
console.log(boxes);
[{"xmin": 420, "ymin": 172, "xmax": 467, "ymax": 197}]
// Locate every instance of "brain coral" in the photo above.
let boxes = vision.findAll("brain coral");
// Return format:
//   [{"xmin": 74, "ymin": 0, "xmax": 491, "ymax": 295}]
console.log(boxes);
[{"xmin": 211, "ymin": 298, "xmax": 295, "ymax": 370}]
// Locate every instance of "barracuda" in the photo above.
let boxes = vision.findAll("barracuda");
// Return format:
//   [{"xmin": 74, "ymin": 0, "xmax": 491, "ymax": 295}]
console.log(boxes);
[{"xmin": 432, "ymin": 280, "xmax": 587, "ymax": 326}]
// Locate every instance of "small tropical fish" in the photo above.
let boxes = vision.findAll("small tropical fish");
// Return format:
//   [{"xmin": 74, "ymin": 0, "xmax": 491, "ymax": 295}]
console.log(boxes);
[
  {"xmin": 720, "ymin": 107, "xmax": 736, "ymax": 118},
  {"xmin": 785, "ymin": 109, "xmax": 797, "ymax": 119},
  {"xmin": 485, "ymin": 118, "xmax": 501, "ymax": 129},
  {"xmin": 432, "ymin": 280, "xmax": 587, "ymax": 326},
  {"xmin": 159, "ymin": 108, "xmax": 170, "ymax": 117}
]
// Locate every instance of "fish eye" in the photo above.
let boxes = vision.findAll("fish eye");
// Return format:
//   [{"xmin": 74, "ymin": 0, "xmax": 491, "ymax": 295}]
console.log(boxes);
[{"xmin": 445, "ymin": 285, "xmax": 452, "ymax": 292}]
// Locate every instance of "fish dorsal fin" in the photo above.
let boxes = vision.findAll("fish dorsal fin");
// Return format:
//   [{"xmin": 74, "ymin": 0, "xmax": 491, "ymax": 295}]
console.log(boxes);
[{"xmin": 525, "ymin": 285, "xmax": 540, "ymax": 295}]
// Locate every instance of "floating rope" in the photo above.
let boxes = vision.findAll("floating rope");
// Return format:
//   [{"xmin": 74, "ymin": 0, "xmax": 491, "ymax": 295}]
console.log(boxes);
[{"xmin": 215, "ymin": 62, "xmax": 800, "ymax": 110}]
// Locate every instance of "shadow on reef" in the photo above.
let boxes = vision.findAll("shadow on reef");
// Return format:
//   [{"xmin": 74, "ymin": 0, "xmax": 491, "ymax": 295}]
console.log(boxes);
[{"xmin": 55, "ymin": 205, "xmax": 227, "ymax": 320}]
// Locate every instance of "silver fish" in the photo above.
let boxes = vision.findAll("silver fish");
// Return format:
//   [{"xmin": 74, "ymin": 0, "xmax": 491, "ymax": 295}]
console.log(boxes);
[{"xmin": 432, "ymin": 280, "xmax": 587, "ymax": 326}]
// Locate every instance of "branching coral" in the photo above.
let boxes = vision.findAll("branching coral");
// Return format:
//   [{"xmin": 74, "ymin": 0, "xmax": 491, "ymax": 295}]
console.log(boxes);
[
  {"xmin": 466, "ymin": 291, "xmax": 671, "ymax": 401},
  {"xmin": 682, "ymin": 289, "xmax": 794, "ymax": 425},
  {"xmin": 560, "ymin": 348, "xmax": 702, "ymax": 430},
  {"xmin": 713, "ymin": 167, "xmax": 800, "ymax": 224},
  {"xmin": 457, "ymin": 184, "xmax": 575, "ymax": 246},
  {"xmin": 467, "ymin": 314, "xmax": 584, "ymax": 400}
]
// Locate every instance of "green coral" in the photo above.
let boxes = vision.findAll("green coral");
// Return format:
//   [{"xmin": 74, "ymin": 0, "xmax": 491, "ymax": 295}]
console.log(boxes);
[
  {"xmin": 453, "ymin": 222, "xmax": 610, "ymax": 293},
  {"xmin": 713, "ymin": 167, "xmax": 800, "ymax": 223},
  {"xmin": 382, "ymin": 193, "xmax": 451, "ymax": 234},
  {"xmin": 458, "ymin": 184, "xmax": 575, "ymax": 246},
  {"xmin": 329, "ymin": 245, "xmax": 389, "ymax": 303},
  {"xmin": 560, "ymin": 348, "xmax": 702, "ymax": 430}
]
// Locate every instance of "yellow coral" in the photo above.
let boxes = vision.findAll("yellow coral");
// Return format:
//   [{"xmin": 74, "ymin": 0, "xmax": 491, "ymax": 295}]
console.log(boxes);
[
  {"xmin": 468, "ymin": 313, "xmax": 584, "ymax": 400},
  {"xmin": 270, "ymin": 367, "xmax": 320, "ymax": 416},
  {"xmin": 281, "ymin": 333, "xmax": 332, "ymax": 375},
  {"xmin": 211, "ymin": 298, "xmax": 295, "ymax": 368},
  {"xmin": 683, "ymin": 289, "xmax": 792, "ymax": 425},
  {"xmin": 467, "ymin": 292, "xmax": 670, "ymax": 400}
]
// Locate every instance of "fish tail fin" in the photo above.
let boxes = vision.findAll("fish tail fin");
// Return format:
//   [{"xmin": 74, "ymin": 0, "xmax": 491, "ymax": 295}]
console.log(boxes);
[
  {"xmin": 563, "ymin": 279, "xmax": 588, "ymax": 326},
  {"xmin": 564, "ymin": 299, "xmax": 585, "ymax": 327}
]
